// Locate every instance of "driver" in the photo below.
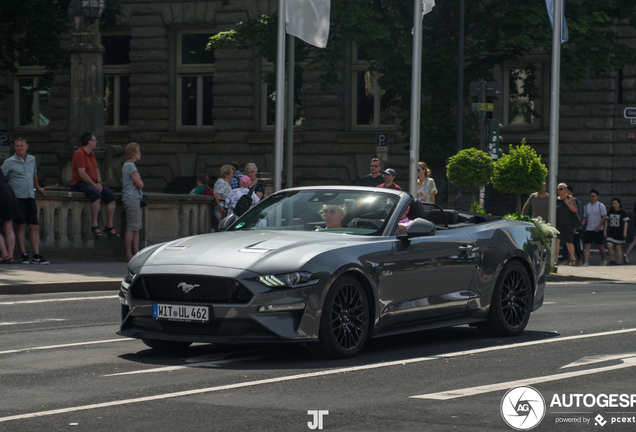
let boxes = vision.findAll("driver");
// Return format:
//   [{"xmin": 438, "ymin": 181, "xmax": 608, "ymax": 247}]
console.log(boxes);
[{"xmin": 321, "ymin": 204, "xmax": 346, "ymax": 229}]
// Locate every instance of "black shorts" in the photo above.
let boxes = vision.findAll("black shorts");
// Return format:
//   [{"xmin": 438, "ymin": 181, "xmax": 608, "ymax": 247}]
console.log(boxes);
[
  {"xmin": 584, "ymin": 230, "xmax": 604, "ymax": 245},
  {"xmin": 14, "ymin": 198, "xmax": 38, "ymax": 225}
]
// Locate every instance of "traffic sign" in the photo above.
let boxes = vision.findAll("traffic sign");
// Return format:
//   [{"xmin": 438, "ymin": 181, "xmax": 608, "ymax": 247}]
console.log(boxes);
[
  {"xmin": 624, "ymin": 107, "xmax": 636, "ymax": 119},
  {"xmin": 474, "ymin": 103, "xmax": 493, "ymax": 112},
  {"xmin": 376, "ymin": 132, "xmax": 388, "ymax": 162}
]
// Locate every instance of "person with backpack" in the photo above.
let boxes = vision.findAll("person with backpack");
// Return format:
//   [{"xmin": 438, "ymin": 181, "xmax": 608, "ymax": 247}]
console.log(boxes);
[
  {"xmin": 228, "ymin": 175, "xmax": 260, "ymax": 216},
  {"xmin": 582, "ymin": 189, "xmax": 608, "ymax": 266}
]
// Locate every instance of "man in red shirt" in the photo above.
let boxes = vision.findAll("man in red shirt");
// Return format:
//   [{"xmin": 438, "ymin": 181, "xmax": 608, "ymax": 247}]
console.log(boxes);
[
  {"xmin": 377, "ymin": 168, "xmax": 402, "ymax": 191},
  {"xmin": 70, "ymin": 132, "xmax": 118, "ymax": 238}
]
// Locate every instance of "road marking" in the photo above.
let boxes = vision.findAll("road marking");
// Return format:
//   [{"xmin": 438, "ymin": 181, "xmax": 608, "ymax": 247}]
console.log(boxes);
[
  {"xmin": 561, "ymin": 353, "xmax": 636, "ymax": 369},
  {"xmin": 2, "ymin": 327, "xmax": 636, "ymax": 423},
  {"xmin": 0, "ymin": 339, "xmax": 135, "ymax": 355},
  {"xmin": 0, "ymin": 319, "xmax": 66, "ymax": 326},
  {"xmin": 0, "ymin": 295, "xmax": 118, "ymax": 305},
  {"xmin": 410, "ymin": 355, "xmax": 636, "ymax": 400}
]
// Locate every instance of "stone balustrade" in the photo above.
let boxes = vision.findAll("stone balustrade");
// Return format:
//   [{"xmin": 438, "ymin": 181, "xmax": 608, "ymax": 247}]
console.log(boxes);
[{"xmin": 34, "ymin": 191, "xmax": 216, "ymax": 260}]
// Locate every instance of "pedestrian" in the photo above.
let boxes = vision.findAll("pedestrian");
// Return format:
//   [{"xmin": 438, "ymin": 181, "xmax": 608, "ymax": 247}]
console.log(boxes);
[
  {"xmin": 0, "ymin": 169, "xmax": 19, "ymax": 263},
  {"xmin": 359, "ymin": 158, "xmax": 384, "ymax": 187},
  {"xmin": 243, "ymin": 163, "xmax": 266, "ymax": 199},
  {"xmin": 562, "ymin": 185, "xmax": 583, "ymax": 266},
  {"xmin": 604, "ymin": 197, "xmax": 629, "ymax": 265},
  {"xmin": 416, "ymin": 162, "xmax": 437, "ymax": 203},
  {"xmin": 624, "ymin": 201, "xmax": 636, "ymax": 264},
  {"xmin": 122, "ymin": 142, "xmax": 144, "ymax": 262},
  {"xmin": 377, "ymin": 168, "xmax": 402, "ymax": 191},
  {"xmin": 554, "ymin": 183, "xmax": 578, "ymax": 267},
  {"xmin": 521, "ymin": 183, "xmax": 549, "ymax": 221},
  {"xmin": 70, "ymin": 132, "xmax": 119, "ymax": 239},
  {"xmin": 213, "ymin": 164, "xmax": 234, "ymax": 222},
  {"xmin": 1, "ymin": 137, "xmax": 48, "ymax": 264},
  {"xmin": 228, "ymin": 161, "xmax": 244, "ymax": 189},
  {"xmin": 191, "ymin": 173, "xmax": 211, "ymax": 195},
  {"xmin": 581, "ymin": 189, "xmax": 607, "ymax": 266},
  {"xmin": 227, "ymin": 175, "xmax": 260, "ymax": 216}
]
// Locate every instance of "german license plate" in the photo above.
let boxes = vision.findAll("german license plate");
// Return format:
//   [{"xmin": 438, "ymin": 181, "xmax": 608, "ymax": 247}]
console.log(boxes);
[{"xmin": 153, "ymin": 304, "xmax": 209, "ymax": 322}]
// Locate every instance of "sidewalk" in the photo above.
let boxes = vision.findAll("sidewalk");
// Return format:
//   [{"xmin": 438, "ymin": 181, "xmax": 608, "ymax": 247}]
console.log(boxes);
[
  {"xmin": 547, "ymin": 263, "xmax": 636, "ymax": 283},
  {"xmin": 0, "ymin": 261, "xmax": 127, "ymax": 295}
]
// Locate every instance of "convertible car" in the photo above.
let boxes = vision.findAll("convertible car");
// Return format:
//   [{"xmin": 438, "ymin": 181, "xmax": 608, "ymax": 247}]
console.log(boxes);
[{"xmin": 118, "ymin": 186, "xmax": 546, "ymax": 358}]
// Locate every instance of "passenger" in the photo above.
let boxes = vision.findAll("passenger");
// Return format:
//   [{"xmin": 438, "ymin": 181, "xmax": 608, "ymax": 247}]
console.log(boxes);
[
  {"xmin": 244, "ymin": 163, "xmax": 266, "ymax": 199},
  {"xmin": 397, "ymin": 206, "xmax": 412, "ymax": 235},
  {"xmin": 321, "ymin": 204, "xmax": 346, "ymax": 229}
]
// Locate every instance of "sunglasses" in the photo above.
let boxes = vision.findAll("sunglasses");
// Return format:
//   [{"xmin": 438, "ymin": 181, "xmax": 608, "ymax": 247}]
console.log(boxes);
[
  {"xmin": 557, "ymin": 187, "xmax": 565, "ymax": 190},
  {"xmin": 371, "ymin": 165, "xmax": 380, "ymax": 167},
  {"xmin": 322, "ymin": 209, "xmax": 339, "ymax": 214}
]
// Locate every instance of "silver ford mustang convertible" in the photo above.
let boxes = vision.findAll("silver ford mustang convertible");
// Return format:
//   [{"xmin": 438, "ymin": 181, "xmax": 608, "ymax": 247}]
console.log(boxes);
[{"xmin": 118, "ymin": 186, "xmax": 546, "ymax": 358}]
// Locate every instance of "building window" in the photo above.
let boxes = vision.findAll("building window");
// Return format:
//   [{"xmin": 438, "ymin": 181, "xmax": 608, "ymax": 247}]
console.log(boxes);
[
  {"xmin": 260, "ymin": 59, "xmax": 304, "ymax": 130},
  {"xmin": 103, "ymin": 35, "xmax": 131, "ymax": 130},
  {"xmin": 176, "ymin": 31, "xmax": 215, "ymax": 129},
  {"xmin": 502, "ymin": 66, "xmax": 547, "ymax": 128},
  {"xmin": 351, "ymin": 45, "xmax": 397, "ymax": 129},
  {"xmin": 14, "ymin": 37, "xmax": 49, "ymax": 129}
]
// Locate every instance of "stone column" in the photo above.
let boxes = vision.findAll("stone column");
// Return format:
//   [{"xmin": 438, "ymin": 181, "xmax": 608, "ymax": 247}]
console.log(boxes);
[{"xmin": 57, "ymin": 2, "xmax": 106, "ymax": 186}]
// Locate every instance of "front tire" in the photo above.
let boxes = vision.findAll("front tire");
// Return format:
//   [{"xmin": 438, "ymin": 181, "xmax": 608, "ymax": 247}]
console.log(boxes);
[
  {"xmin": 478, "ymin": 260, "xmax": 532, "ymax": 337},
  {"xmin": 310, "ymin": 275, "xmax": 370, "ymax": 359},
  {"xmin": 141, "ymin": 339, "xmax": 192, "ymax": 351}
]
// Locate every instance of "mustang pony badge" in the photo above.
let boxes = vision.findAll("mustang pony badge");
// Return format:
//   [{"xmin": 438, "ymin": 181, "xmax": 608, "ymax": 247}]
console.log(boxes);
[{"xmin": 178, "ymin": 282, "xmax": 200, "ymax": 294}]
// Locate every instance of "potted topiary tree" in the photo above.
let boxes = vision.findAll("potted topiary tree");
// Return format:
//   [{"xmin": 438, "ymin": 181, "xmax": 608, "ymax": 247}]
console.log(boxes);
[
  {"xmin": 491, "ymin": 139, "xmax": 548, "ymax": 215},
  {"xmin": 446, "ymin": 148, "xmax": 494, "ymax": 210}
]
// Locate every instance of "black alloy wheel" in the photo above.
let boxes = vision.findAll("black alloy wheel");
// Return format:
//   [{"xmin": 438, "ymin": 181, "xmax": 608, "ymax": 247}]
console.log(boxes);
[
  {"xmin": 310, "ymin": 275, "xmax": 370, "ymax": 359},
  {"xmin": 478, "ymin": 260, "xmax": 532, "ymax": 337}
]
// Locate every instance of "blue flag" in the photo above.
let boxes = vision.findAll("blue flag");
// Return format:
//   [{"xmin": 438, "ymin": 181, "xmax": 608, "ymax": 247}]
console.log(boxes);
[{"xmin": 545, "ymin": 0, "xmax": 569, "ymax": 43}]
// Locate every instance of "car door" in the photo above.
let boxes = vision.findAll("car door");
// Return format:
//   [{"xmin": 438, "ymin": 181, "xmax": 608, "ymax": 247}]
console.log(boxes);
[{"xmin": 387, "ymin": 227, "xmax": 478, "ymax": 324}]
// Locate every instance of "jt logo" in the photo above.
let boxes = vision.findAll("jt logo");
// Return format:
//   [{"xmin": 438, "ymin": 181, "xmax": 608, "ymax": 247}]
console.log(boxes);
[{"xmin": 307, "ymin": 410, "xmax": 329, "ymax": 430}]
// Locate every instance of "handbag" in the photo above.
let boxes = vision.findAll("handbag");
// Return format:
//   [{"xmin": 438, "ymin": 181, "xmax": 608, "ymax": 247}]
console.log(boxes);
[
  {"xmin": 572, "ymin": 211, "xmax": 581, "ymax": 228},
  {"xmin": 139, "ymin": 190, "xmax": 147, "ymax": 208}
]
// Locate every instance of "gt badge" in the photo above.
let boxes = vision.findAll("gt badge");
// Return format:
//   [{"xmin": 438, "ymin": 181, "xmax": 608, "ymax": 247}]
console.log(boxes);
[{"xmin": 178, "ymin": 282, "xmax": 200, "ymax": 294}]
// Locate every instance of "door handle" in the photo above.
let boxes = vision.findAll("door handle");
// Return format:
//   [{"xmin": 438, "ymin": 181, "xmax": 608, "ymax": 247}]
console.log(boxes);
[{"xmin": 458, "ymin": 245, "xmax": 474, "ymax": 252}]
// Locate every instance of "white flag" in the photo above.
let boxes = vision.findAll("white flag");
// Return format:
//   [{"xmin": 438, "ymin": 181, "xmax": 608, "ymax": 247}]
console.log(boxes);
[
  {"xmin": 423, "ymin": 0, "xmax": 435, "ymax": 16},
  {"xmin": 286, "ymin": 0, "xmax": 331, "ymax": 48}
]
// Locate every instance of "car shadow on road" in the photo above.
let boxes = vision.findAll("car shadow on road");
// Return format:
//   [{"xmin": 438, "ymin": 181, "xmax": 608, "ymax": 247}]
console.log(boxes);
[{"xmin": 117, "ymin": 326, "xmax": 561, "ymax": 371}]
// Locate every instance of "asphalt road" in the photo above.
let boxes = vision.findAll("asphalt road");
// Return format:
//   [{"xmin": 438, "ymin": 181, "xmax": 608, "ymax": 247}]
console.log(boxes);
[{"xmin": 1, "ymin": 280, "xmax": 635, "ymax": 432}]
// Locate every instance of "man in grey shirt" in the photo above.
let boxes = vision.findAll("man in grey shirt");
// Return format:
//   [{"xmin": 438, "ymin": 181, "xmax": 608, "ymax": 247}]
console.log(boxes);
[
  {"xmin": 1, "ymin": 138, "xmax": 48, "ymax": 264},
  {"xmin": 521, "ymin": 183, "xmax": 549, "ymax": 221}
]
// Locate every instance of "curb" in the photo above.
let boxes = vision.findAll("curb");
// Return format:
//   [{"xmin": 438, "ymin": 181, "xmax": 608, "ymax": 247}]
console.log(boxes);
[{"xmin": 0, "ymin": 281, "xmax": 121, "ymax": 295}]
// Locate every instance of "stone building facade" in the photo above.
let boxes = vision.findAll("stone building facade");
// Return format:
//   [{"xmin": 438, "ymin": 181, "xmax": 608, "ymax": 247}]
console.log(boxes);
[{"xmin": 1, "ymin": 0, "xmax": 635, "ymax": 213}]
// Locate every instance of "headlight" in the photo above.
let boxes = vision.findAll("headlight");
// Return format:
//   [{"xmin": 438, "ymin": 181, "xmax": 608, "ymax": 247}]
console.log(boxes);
[
  {"xmin": 124, "ymin": 268, "xmax": 136, "ymax": 284},
  {"xmin": 258, "ymin": 272, "xmax": 319, "ymax": 288}
]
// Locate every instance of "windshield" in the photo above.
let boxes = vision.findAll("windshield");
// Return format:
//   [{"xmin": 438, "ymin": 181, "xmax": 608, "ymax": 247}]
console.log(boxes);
[{"xmin": 230, "ymin": 189, "xmax": 401, "ymax": 235}]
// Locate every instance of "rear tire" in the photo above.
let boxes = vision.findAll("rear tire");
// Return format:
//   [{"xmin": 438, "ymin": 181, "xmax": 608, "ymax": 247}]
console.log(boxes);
[
  {"xmin": 478, "ymin": 261, "xmax": 532, "ymax": 337},
  {"xmin": 141, "ymin": 339, "xmax": 192, "ymax": 351},
  {"xmin": 309, "ymin": 275, "xmax": 370, "ymax": 359}
]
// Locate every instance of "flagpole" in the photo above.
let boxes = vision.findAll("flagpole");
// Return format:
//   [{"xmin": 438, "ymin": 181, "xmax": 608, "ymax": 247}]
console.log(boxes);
[
  {"xmin": 274, "ymin": 0, "xmax": 286, "ymax": 192},
  {"xmin": 409, "ymin": 0, "xmax": 423, "ymax": 197},
  {"xmin": 548, "ymin": 0, "xmax": 562, "ymax": 266},
  {"xmin": 285, "ymin": 35, "xmax": 295, "ymax": 189}
]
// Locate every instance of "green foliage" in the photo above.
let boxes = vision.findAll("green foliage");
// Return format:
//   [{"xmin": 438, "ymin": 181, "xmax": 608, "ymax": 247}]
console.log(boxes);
[
  {"xmin": 492, "ymin": 139, "xmax": 548, "ymax": 214},
  {"xmin": 211, "ymin": 0, "xmax": 636, "ymax": 159},
  {"xmin": 446, "ymin": 148, "xmax": 494, "ymax": 203},
  {"xmin": 505, "ymin": 213, "xmax": 559, "ymax": 252},
  {"xmin": 0, "ymin": 0, "xmax": 124, "ymax": 99}
]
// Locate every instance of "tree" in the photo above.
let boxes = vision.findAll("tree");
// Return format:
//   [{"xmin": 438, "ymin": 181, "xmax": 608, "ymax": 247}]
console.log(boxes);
[
  {"xmin": 446, "ymin": 148, "xmax": 494, "ymax": 206},
  {"xmin": 491, "ymin": 139, "xmax": 548, "ymax": 215},
  {"xmin": 211, "ymin": 0, "xmax": 636, "ymax": 159},
  {"xmin": 0, "ymin": 0, "xmax": 123, "ymax": 99}
]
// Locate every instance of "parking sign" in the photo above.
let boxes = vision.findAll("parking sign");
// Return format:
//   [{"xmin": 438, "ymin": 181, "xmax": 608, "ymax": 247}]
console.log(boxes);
[{"xmin": 376, "ymin": 132, "xmax": 388, "ymax": 162}]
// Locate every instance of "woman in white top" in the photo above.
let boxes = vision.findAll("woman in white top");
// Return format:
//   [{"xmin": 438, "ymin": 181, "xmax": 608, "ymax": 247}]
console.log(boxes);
[
  {"xmin": 122, "ymin": 142, "xmax": 144, "ymax": 262},
  {"xmin": 416, "ymin": 162, "xmax": 437, "ymax": 203}
]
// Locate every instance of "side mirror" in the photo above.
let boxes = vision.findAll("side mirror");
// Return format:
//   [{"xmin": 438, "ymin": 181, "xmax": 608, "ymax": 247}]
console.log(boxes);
[
  {"xmin": 397, "ymin": 218, "xmax": 436, "ymax": 239},
  {"xmin": 218, "ymin": 214, "xmax": 237, "ymax": 231}
]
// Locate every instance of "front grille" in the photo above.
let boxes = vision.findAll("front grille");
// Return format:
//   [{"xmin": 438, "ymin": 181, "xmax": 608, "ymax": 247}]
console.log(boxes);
[{"xmin": 131, "ymin": 275, "xmax": 253, "ymax": 304}]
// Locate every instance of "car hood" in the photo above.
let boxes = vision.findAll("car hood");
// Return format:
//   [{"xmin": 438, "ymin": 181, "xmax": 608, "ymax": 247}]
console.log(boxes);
[{"xmin": 136, "ymin": 230, "xmax": 372, "ymax": 274}]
